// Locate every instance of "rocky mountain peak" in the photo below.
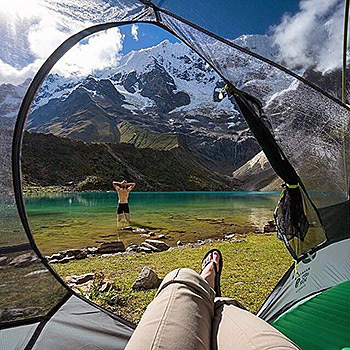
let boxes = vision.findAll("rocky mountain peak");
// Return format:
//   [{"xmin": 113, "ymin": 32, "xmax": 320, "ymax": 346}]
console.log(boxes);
[
  {"xmin": 232, "ymin": 34, "xmax": 280, "ymax": 61},
  {"xmin": 1, "ymin": 34, "xmax": 298, "ymax": 180}
]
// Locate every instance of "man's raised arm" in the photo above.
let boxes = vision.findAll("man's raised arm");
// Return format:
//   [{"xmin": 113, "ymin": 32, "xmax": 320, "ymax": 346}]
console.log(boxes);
[
  {"xmin": 127, "ymin": 182, "xmax": 136, "ymax": 191},
  {"xmin": 113, "ymin": 181, "xmax": 122, "ymax": 190}
]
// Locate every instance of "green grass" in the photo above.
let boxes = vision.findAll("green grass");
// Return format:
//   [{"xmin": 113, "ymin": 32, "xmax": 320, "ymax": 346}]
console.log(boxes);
[{"xmin": 55, "ymin": 233, "xmax": 292, "ymax": 324}]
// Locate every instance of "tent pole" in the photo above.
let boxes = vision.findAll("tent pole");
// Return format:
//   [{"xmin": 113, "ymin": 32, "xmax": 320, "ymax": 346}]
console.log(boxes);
[
  {"xmin": 343, "ymin": 0, "xmax": 350, "ymax": 104},
  {"xmin": 343, "ymin": 0, "xmax": 350, "ymax": 199}
]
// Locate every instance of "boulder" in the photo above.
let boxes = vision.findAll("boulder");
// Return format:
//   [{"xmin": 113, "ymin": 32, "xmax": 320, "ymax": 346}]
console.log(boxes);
[
  {"xmin": 225, "ymin": 233, "xmax": 235, "ymax": 240},
  {"xmin": 145, "ymin": 239, "xmax": 169, "ymax": 252},
  {"xmin": 99, "ymin": 281, "xmax": 114, "ymax": 293},
  {"xmin": 9, "ymin": 252, "xmax": 39, "ymax": 268},
  {"xmin": 87, "ymin": 247, "xmax": 98, "ymax": 254},
  {"xmin": 74, "ymin": 281, "xmax": 94, "ymax": 294},
  {"xmin": 140, "ymin": 233, "xmax": 150, "ymax": 238},
  {"xmin": 53, "ymin": 256, "xmax": 75, "ymax": 264},
  {"xmin": 67, "ymin": 273, "xmax": 95, "ymax": 285},
  {"xmin": 126, "ymin": 244, "xmax": 139, "ymax": 253},
  {"xmin": 141, "ymin": 242, "xmax": 161, "ymax": 253},
  {"xmin": 135, "ymin": 228, "xmax": 147, "ymax": 233},
  {"xmin": 75, "ymin": 249, "xmax": 88, "ymax": 260},
  {"xmin": 139, "ymin": 246, "xmax": 153, "ymax": 254},
  {"xmin": 177, "ymin": 240, "xmax": 183, "ymax": 246},
  {"xmin": 47, "ymin": 252, "xmax": 65, "ymax": 261},
  {"xmin": 62, "ymin": 249, "xmax": 84, "ymax": 258},
  {"xmin": 121, "ymin": 226, "xmax": 133, "ymax": 231},
  {"xmin": 0, "ymin": 256, "xmax": 8, "ymax": 266},
  {"xmin": 263, "ymin": 220, "xmax": 276, "ymax": 233},
  {"xmin": 97, "ymin": 241, "xmax": 125, "ymax": 254},
  {"xmin": 132, "ymin": 266, "xmax": 161, "ymax": 290}
]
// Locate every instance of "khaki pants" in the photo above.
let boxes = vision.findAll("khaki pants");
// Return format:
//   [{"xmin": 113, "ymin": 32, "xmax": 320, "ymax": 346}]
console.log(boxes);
[{"xmin": 125, "ymin": 268, "xmax": 299, "ymax": 350}]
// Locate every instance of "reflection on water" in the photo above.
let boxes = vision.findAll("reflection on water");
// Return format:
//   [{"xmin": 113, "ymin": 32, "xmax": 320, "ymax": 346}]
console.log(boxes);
[{"xmin": 25, "ymin": 191, "xmax": 280, "ymax": 255}]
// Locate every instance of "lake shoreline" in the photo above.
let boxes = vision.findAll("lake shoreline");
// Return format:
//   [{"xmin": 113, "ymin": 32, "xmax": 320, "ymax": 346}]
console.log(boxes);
[
  {"xmin": 26, "ymin": 191, "xmax": 280, "ymax": 255},
  {"xmin": 45, "ymin": 230, "xmax": 259, "ymax": 264},
  {"xmin": 23, "ymin": 185, "xmax": 280, "ymax": 195}
]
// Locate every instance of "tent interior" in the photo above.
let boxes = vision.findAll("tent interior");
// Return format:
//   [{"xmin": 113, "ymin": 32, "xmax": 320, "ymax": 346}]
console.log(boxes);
[{"xmin": 1, "ymin": 1, "xmax": 350, "ymax": 349}]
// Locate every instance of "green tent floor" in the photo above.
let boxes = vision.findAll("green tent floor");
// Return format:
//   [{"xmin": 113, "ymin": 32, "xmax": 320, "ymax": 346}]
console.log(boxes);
[{"xmin": 272, "ymin": 280, "xmax": 350, "ymax": 350}]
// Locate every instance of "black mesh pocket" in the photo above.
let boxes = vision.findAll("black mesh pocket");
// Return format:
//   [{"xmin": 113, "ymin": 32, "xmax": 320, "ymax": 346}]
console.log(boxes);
[{"xmin": 274, "ymin": 184, "xmax": 309, "ymax": 242}]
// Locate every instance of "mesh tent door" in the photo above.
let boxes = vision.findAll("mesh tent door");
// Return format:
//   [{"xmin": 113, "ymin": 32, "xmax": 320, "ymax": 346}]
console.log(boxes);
[{"xmin": 1, "ymin": 1, "xmax": 155, "ymax": 349}]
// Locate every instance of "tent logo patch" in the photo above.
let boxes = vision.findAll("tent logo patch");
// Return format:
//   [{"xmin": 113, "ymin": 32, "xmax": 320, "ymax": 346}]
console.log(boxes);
[{"xmin": 294, "ymin": 268, "xmax": 310, "ymax": 290}]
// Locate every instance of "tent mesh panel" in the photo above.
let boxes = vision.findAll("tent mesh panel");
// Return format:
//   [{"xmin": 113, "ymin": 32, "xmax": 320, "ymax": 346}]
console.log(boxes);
[
  {"xmin": 160, "ymin": 11, "xmax": 350, "ymax": 257},
  {"xmin": 0, "ymin": 250, "xmax": 67, "ymax": 324},
  {"xmin": 0, "ymin": 0, "xmax": 155, "ymax": 328}
]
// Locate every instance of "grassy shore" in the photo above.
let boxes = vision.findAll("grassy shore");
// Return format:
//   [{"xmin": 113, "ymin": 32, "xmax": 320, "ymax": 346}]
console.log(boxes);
[{"xmin": 55, "ymin": 233, "xmax": 292, "ymax": 324}]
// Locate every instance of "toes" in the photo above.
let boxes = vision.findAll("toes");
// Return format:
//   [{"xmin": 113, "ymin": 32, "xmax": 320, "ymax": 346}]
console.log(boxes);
[
  {"xmin": 213, "ymin": 251, "xmax": 220, "ymax": 264},
  {"xmin": 203, "ymin": 253, "xmax": 212, "ymax": 268},
  {"xmin": 202, "ymin": 256, "xmax": 214, "ymax": 273},
  {"xmin": 202, "ymin": 251, "xmax": 221, "ymax": 272}
]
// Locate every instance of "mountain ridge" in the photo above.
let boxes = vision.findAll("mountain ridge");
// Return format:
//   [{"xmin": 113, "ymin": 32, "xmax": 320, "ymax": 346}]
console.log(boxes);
[
  {"xmin": 22, "ymin": 128, "xmax": 234, "ymax": 191},
  {"xmin": 3, "ymin": 34, "xmax": 346, "ymax": 191}
]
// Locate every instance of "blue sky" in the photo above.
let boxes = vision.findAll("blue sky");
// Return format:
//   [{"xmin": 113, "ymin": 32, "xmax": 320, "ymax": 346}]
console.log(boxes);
[
  {"xmin": 154, "ymin": 0, "xmax": 300, "ymax": 39},
  {"xmin": 1, "ymin": 0, "xmax": 344, "ymax": 85},
  {"xmin": 120, "ymin": 24, "xmax": 179, "ymax": 54},
  {"xmin": 120, "ymin": 1, "xmax": 300, "ymax": 54}
]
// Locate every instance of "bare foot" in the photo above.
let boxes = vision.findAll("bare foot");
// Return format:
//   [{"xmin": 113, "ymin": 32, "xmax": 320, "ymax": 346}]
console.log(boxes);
[{"xmin": 200, "ymin": 251, "xmax": 220, "ymax": 289}]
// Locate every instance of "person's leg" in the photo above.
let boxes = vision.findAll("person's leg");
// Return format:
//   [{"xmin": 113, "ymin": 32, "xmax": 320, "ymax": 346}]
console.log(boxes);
[
  {"xmin": 117, "ymin": 205, "xmax": 123, "ymax": 222},
  {"xmin": 212, "ymin": 298, "xmax": 300, "ymax": 350},
  {"xmin": 124, "ymin": 204, "xmax": 130, "ymax": 224},
  {"xmin": 125, "ymin": 252, "xmax": 221, "ymax": 350}
]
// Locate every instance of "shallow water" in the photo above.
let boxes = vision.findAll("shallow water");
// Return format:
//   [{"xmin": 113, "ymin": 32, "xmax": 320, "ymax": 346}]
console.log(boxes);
[{"xmin": 25, "ymin": 191, "xmax": 280, "ymax": 255}]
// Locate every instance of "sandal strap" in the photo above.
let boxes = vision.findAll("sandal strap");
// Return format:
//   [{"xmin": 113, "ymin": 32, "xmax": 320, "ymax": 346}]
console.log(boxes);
[{"xmin": 201, "ymin": 259, "xmax": 218, "ymax": 274}]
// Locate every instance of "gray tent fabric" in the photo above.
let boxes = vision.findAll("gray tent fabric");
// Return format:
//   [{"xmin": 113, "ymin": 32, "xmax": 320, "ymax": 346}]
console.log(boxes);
[
  {"xmin": 29, "ymin": 295, "xmax": 133, "ymax": 350},
  {"xmin": 0, "ymin": 295, "xmax": 133, "ymax": 350},
  {"xmin": 1, "ymin": 323, "xmax": 39, "ymax": 350},
  {"xmin": 1, "ymin": 1, "xmax": 350, "ymax": 349}
]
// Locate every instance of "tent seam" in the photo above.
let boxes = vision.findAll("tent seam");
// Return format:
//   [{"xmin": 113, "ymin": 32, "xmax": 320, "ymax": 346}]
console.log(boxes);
[{"xmin": 23, "ymin": 291, "xmax": 72, "ymax": 350}]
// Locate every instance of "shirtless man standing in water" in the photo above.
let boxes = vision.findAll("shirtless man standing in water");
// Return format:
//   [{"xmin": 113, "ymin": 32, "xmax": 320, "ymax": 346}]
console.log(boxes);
[{"xmin": 112, "ymin": 180, "xmax": 136, "ymax": 223}]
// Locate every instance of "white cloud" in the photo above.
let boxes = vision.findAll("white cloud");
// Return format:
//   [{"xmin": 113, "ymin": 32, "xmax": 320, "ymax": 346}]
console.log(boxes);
[
  {"xmin": 28, "ymin": 17, "xmax": 73, "ymax": 59},
  {"xmin": 273, "ymin": 0, "xmax": 344, "ymax": 72},
  {"xmin": 0, "ymin": 0, "xmax": 125, "ymax": 85},
  {"xmin": 53, "ymin": 28, "xmax": 124, "ymax": 77},
  {"xmin": 0, "ymin": 24, "xmax": 124, "ymax": 85},
  {"xmin": 0, "ymin": 0, "xmax": 42, "ymax": 19},
  {"xmin": 0, "ymin": 58, "xmax": 44, "ymax": 85},
  {"xmin": 131, "ymin": 24, "xmax": 139, "ymax": 41}
]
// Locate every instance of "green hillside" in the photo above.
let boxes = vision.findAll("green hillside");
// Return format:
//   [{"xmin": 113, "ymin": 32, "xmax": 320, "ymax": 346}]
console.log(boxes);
[
  {"xmin": 22, "ymin": 128, "xmax": 232, "ymax": 191},
  {"xmin": 118, "ymin": 121, "xmax": 179, "ymax": 151}
]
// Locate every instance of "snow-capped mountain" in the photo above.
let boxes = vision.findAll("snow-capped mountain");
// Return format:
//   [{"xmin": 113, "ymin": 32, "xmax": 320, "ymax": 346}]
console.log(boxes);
[
  {"xmin": 0, "ymin": 35, "xmax": 297, "ymax": 175},
  {"xmin": 232, "ymin": 34, "xmax": 280, "ymax": 61},
  {"xmin": 0, "ymin": 34, "xmax": 289, "ymax": 121},
  {"xmin": 0, "ymin": 78, "xmax": 31, "ymax": 120}
]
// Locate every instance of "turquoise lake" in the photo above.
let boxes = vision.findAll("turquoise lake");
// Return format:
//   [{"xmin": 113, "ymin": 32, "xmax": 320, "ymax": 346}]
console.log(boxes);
[{"xmin": 25, "ymin": 191, "xmax": 280, "ymax": 254}]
